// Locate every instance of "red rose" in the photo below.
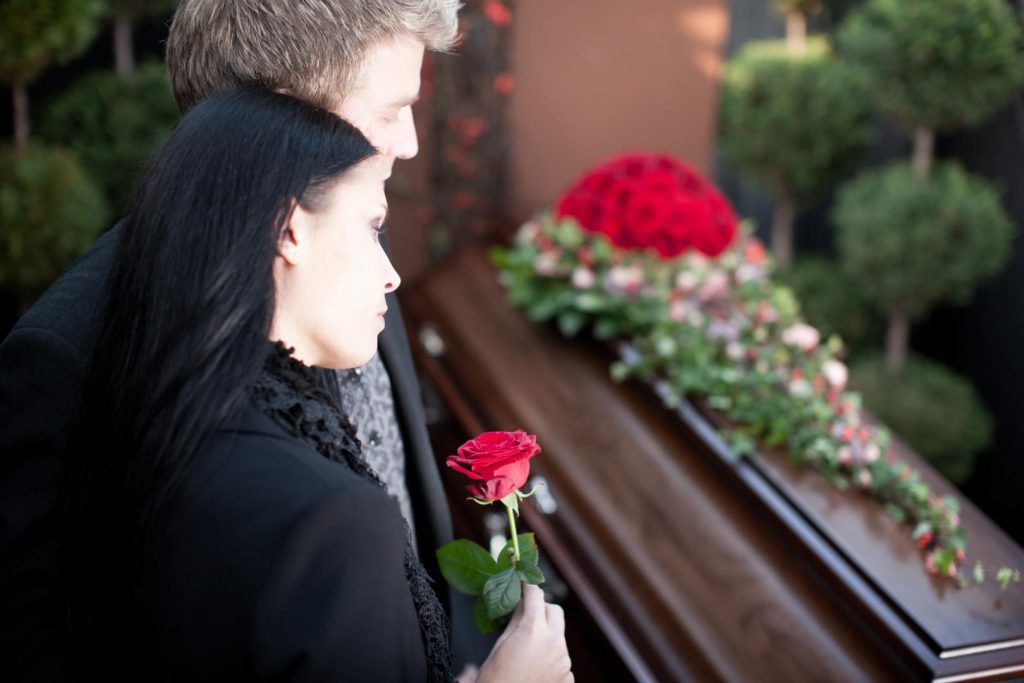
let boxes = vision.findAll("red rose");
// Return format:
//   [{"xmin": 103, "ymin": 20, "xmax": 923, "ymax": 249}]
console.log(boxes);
[
  {"xmin": 446, "ymin": 430, "xmax": 542, "ymax": 502},
  {"xmin": 555, "ymin": 153, "xmax": 738, "ymax": 259}
]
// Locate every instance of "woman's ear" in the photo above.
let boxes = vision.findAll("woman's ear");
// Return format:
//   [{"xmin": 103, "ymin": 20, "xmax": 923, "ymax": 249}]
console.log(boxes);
[{"xmin": 277, "ymin": 202, "xmax": 316, "ymax": 266}]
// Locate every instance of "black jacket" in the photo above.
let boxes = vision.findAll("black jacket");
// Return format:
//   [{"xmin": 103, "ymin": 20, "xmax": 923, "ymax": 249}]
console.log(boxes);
[
  {"xmin": 137, "ymin": 401, "xmax": 427, "ymax": 681},
  {"xmin": 0, "ymin": 224, "xmax": 453, "ymax": 679}
]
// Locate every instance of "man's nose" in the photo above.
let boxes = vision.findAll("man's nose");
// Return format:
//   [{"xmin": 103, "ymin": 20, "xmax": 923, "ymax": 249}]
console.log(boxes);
[{"xmin": 392, "ymin": 107, "xmax": 419, "ymax": 160}]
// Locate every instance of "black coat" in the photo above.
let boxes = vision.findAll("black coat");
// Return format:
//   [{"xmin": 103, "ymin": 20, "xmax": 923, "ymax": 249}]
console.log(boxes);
[
  {"xmin": 138, "ymin": 401, "xmax": 427, "ymax": 680},
  {"xmin": 0, "ymin": 224, "xmax": 454, "ymax": 679}
]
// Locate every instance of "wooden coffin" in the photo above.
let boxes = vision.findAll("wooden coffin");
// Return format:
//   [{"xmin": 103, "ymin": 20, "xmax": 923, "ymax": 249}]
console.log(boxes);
[{"xmin": 400, "ymin": 247, "xmax": 1024, "ymax": 683}]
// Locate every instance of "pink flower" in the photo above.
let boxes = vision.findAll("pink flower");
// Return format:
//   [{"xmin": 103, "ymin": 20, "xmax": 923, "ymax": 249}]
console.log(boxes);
[
  {"xmin": 821, "ymin": 360, "xmax": 848, "ymax": 390},
  {"xmin": 571, "ymin": 266, "xmax": 595, "ymax": 289},
  {"xmin": 781, "ymin": 323, "xmax": 821, "ymax": 352},
  {"xmin": 698, "ymin": 270, "xmax": 729, "ymax": 301},
  {"xmin": 856, "ymin": 470, "xmax": 873, "ymax": 488}
]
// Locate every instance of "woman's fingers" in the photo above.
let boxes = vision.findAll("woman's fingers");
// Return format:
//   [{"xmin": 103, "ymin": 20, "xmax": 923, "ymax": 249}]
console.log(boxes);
[
  {"xmin": 544, "ymin": 602, "xmax": 565, "ymax": 636},
  {"xmin": 520, "ymin": 582, "xmax": 545, "ymax": 620}
]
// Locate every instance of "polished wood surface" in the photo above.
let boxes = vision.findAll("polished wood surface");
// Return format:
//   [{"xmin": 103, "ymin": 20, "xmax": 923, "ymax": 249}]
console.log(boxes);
[{"xmin": 401, "ymin": 247, "xmax": 1024, "ymax": 682}]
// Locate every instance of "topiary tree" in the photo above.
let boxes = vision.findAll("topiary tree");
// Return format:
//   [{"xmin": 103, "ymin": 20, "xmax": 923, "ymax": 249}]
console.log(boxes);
[
  {"xmin": 0, "ymin": 145, "xmax": 109, "ymax": 302},
  {"xmin": 719, "ymin": 37, "xmax": 872, "ymax": 266},
  {"xmin": 838, "ymin": 0, "xmax": 1024, "ymax": 179},
  {"xmin": 777, "ymin": 256, "xmax": 879, "ymax": 353},
  {"xmin": 834, "ymin": 161, "xmax": 1013, "ymax": 374},
  {"xmin": 40, "ymin": 61, "xmax": 179, "ymax": 212},
  {"xmin": 109, "ymin": 0, "xmax": 177, "ymax": 75},
  {"xmin": 0, "ymin": 0, "xmax": 106, "ymax": 150},
  {"xmin": 851, "ymin": 352, "xmax": 993, "ymax": 484}
]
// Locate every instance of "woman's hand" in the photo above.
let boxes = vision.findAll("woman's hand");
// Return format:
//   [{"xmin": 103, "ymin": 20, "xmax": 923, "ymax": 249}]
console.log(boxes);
[{"xmin": 476, "ymin": 584, "xmax": 573, "ymax": 683}]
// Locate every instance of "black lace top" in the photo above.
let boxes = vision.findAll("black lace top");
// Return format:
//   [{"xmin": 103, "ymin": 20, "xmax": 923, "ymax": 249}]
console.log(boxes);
[{"xmin": 251, "ymin": 344, "xmax": 453, "ymax": 682}]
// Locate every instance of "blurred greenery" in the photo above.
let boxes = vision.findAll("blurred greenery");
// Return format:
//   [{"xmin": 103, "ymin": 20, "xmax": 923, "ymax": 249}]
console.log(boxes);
[
  {"xmin": 39, "ymin": 61, "xmax": 179, "ymax": 213},
  {"xmin": 851, "ymin": 352, "xmax": 993, "ymax": 483},
  {"xmin": 719, "ymin": 37, "xmax": 872, "ymax": 206},
  {"xmin": 834, "ymin": 161, "xmax": 1013, "ymax": 322},
  {"xmin": 0, "ymin": 0, "xmax": 106, "ymax": 85},
  {"xmin": 0, "ymin": 145, "xmax": 109, "ymax": 298},
  {"xmin": 838, "ymin": 0, "xmax": 1024, "ymax": 132},
  {"xmin": 777, "ymin": 256, "xmax": 880, "ymax": 352}
]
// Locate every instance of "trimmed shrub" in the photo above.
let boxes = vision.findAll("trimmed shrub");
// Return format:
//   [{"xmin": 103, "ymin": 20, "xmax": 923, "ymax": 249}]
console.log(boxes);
[
  {"xmin": 0, "ymin": 0, "xmax": 106, "ymax": 85},
  {"xmin": 719, "ymin": 37, "xmax": 872, "ymax": 205},
  {"xmin": 834, "ymin": 161, "xmax": 1013, "ymax": 322},
  {"xmin": 851, "ymin": 353, "xmax": 993, "ymax": 483},
  {"xmin": 837, "ymin": 0, "xmax": 1024, "ymax": 132},
  {"xmin": 39, "ymin": 61, "xmax": 178, "ymax": 213},
  {"xmin": 0, "ymin": 145, "xmax": 109, "ymax": 298}
]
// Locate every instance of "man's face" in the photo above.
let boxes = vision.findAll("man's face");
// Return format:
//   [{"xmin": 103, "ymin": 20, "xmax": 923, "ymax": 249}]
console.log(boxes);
[{"xmin": 335, "ymin": 34, "xmax": 425, "ymax": 175}]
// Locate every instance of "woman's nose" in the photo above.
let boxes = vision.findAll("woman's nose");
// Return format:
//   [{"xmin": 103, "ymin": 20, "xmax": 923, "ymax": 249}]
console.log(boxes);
[{"xmin": 384, "ymin": 254, "xmax": 401, "ymax": 293}]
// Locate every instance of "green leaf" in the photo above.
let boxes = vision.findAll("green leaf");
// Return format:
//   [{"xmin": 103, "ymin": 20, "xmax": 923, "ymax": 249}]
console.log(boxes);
[
  {"xmin": 516, "ymin": 562, "xmax": 545, "ymax": 585},
  {"xmin": 473, "ymin": 596, "xmax": 498, "ymax": 634},
  {"xmin": 496, "ymin": 533, "xmax": 539, "ymax": 572},
  {"xmin": 483, "ymin": 567, "xmax": 522, "ymax": 620},
  {"xmin": 557, "ymin": 310, "xmax": 586, "ymax": 337},
  {"xmin": 436, "ymin": 540, "xmax": 499, "ymax": 596}
]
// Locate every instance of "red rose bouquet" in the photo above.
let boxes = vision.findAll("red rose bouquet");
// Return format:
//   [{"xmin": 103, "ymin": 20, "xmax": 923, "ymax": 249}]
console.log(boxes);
[
  {"xmin": 555, "ymin": 152, "xmax": 738, "ymax": 259},
  {"xmin": 436, "ymin": 430, "xmax": 545, "ymax": 633}
]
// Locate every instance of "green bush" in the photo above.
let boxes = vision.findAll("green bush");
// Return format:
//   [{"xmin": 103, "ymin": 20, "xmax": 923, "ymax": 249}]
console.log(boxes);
[
  {"xmin": 0, "ymin": 0, "xmax": 106, "ymax": 84},
  {"xmin": 834, "ymin": 161, "xmax": 1013, "ymax": 321},
  {"xmin": 0, "ymin": 145, "xmax": 109, "ymax": 298},
  {"xmin": 39, "ymin": 61, "xmax": 178, "ymax": 213},
  {"xmin": 851, "ymin": 353, "xmax": 993, "ymax": 483},
  {"xmin": 838, "ymin": 0, "xmax": 1024, "ymax": 132},
  {"xmin": 719, "ymin": 37, "xmax": 872, "ymax": 204},
  {"xmin": 777, "ymin": 256, "xmax": 880, "ymax": 352}
]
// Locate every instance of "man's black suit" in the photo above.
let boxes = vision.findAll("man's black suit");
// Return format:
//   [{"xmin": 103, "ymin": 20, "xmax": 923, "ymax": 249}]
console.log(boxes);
[{"xmin": 0, "ymin": 224, "xmax": 454, "ymax": 678}]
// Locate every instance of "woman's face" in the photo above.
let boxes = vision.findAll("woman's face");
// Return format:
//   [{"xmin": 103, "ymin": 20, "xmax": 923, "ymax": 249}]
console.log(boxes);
[{"xmin": 271, "ymin": 155, "xmax": 400, "ymax": 369}]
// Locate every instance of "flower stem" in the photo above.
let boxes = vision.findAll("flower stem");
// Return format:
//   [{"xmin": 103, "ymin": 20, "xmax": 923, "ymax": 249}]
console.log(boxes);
[{"xmin": 507, "ymin": 502, "xmax": 520, "ymax": 564}]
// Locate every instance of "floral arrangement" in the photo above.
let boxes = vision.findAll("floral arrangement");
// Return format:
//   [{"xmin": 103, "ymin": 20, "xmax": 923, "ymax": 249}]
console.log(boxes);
[
  {"xmin": 492, "ymin": 153, "xmax": 1020, "ymax": 588},
  {"xmin": 436, "ymin": 430, "xmax": 547, "ymax": 633}
]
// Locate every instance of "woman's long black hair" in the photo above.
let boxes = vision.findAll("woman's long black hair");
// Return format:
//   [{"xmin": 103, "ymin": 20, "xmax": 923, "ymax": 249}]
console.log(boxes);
[{"xmin": 66, "ymin": 89, "xmax": 376, "ymax": 657}]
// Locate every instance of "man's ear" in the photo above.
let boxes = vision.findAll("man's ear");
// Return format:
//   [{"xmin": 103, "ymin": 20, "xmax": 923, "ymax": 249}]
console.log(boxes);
[{"xmin": 277, "ymin": 202, "xmax": 316, "ymax": 266}]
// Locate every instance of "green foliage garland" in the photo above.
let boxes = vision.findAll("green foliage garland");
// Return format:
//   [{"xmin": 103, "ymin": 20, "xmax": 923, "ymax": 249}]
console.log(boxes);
[{"xmin": 494, "ymin": 214, "xmax": 1016, "ymax": 584}]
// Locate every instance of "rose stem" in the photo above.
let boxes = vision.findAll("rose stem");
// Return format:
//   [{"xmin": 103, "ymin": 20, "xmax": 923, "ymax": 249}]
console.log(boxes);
[{"xmin": 507, "ymin": 502, "xmax": 521, "ymax": 564}]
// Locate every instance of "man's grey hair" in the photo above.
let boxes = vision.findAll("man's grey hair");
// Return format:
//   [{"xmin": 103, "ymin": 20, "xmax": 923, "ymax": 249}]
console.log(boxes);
[{"xmin": 166, "ymin": 0, "xmax": 460, "ymax": 113}]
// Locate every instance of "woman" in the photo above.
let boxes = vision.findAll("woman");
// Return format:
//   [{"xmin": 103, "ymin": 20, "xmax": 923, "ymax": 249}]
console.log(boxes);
[{"xmin": 66, "ymin": 90, "xmax": 571, "ymax": 682}]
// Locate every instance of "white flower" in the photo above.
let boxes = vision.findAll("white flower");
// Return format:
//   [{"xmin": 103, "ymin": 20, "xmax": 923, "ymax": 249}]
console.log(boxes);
[
  {"xmin": 864, "ymin": 443, "xmax": 881, "ymax": 464},
  {"xmin": 516, "ymin": 219, "xmax": 541, "ymax": 245},
  {"xmin": 734, "ymin": 263, "xmax": 763, "ymax": 284},
  {"xmin": 726, "ymin": 341, "xmax": 745, "ymax": 361},
  {"xmin": 571, "ymin": 266, "xmax": 595, "ymax": 289},
  {"xmin": 788, "ymin": 378, "xmax": 812, "ymax": 396},
  {"xmin": 675, "ymin": 271, "xmax": 700, "ymax": 292},
  {"xmin": 534, "ymin": 252, "xmax": 561, "ymax": 276},
  {"xmin": 687, "ymin": 310, "xmax": 706, "ymax": 327},
  {"xmin": 781, "ymin": 323, "xmax": 821, "ymax": 352},
  {"xmin": 837, "ymin": 446, "xmax": 854, "ymax": 465},
  {"xmin": 607, "ymin": 265, "xmax": 644, "ymax": 291},
  {"xmin": 857, "ymin": 470, "xmax": 873, "ymax": 488},
  {"xmin": 821, "ymin": 359, "xmax": 849, "ymax": 390}
]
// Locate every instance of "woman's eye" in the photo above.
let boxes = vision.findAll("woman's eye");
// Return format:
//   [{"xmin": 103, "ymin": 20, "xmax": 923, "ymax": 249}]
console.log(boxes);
[{"xmin": 372, "ymin": 222, "xmax": 388, "ymax": 241}]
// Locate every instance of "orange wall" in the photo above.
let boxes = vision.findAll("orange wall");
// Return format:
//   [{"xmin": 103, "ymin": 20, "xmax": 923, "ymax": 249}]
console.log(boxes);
[{"xmin": 508, "ymin": 0, "xmax": 729, "ymax": 219}]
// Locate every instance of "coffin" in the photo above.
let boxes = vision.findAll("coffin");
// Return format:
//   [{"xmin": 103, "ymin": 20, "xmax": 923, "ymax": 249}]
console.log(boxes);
[{"xmin": 400, "ymin": 247, "xmax": 1024, "ymax": 682}]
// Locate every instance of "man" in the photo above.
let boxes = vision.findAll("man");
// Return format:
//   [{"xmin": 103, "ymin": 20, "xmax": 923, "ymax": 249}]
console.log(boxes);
[{"xmin": 0, "ymin": 0, "xmax": 471, "ymax": 678}]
